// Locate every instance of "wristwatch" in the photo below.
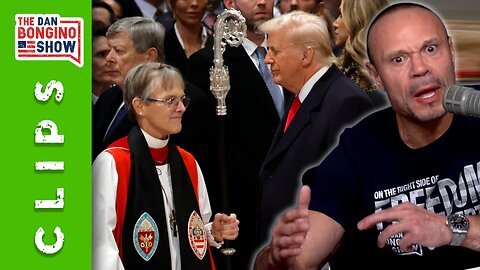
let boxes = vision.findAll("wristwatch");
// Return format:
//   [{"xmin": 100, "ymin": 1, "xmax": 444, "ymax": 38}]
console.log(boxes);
[{"xmin": 447, "ymin": 213, "xmax": 469, "ymax": 246}]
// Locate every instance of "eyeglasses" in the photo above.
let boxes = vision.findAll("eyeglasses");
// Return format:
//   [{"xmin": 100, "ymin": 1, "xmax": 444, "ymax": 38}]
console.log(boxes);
[{"xmin": 142, "ymin": 96, "xmax": 191, "ymax": 109}]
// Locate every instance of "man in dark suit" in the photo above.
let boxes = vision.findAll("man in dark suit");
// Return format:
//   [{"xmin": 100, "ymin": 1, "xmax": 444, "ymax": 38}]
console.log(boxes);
[
  {"xmin": 92, "ymin": 17, "xmax": 212, "ymax": 166},
  {"xmin": 119, "ymin": 0, "xmax": 173, "ymax": 28},
  {"xmin": 92, "ymin": 17, "xmax": 164, "ymax": 160},
  {"xmin": 185, "ymin": 0, "xmax": 289, "ymax": 268},
  {"xmin": 256, "ymin": 11, "xmax": 374, "ymax": 251}
]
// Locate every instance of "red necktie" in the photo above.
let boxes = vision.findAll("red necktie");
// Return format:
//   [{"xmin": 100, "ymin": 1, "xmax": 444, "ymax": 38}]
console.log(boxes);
[
  {"xmin": 284, "ymin": 96, "xmax": 301, "ymax": 132},
  {"xmin": 150, "ymin": 146, "xmax": 168, "ymax": 165}
]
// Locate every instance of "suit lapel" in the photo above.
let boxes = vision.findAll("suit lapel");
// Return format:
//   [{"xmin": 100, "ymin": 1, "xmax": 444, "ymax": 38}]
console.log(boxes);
[
  {"xmin": 262, "ymin": 65, "xmax": 342, "ymax": 167},
  {"xmin": 92, "ymin": 85, "xmax": 123, "ymax": 144}
]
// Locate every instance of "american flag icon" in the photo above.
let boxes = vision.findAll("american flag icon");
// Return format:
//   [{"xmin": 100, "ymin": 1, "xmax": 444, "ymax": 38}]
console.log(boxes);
[
  {"xmin": 17, "ymin": 40, "xmax": 36, "ymax": 53},
  {"xmin": 27, "ymin": 41, "xmax": 36, "ymax": 48}
]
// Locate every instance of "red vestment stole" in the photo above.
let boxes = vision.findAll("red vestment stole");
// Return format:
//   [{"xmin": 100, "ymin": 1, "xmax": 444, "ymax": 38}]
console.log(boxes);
[{"xmin": 105, "ymin": 137, "xmax": 216, "ymax": 269}]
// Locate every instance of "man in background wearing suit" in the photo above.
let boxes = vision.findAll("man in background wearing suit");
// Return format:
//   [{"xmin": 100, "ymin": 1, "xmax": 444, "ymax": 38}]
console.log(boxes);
[
  {"xmin": 119, "ymin": 0, "xmax": 173, "ymax": 28},
  {"xmin": 185, "ymin": 0, "xmax": 290, "ymax": 268},
  {"xmin": 92, "ymin": 17, "xmax": 165, "ymax": 160},
  {"xmin": 256, "ymin": 11, "xmax": 374, "ymax": 252}
]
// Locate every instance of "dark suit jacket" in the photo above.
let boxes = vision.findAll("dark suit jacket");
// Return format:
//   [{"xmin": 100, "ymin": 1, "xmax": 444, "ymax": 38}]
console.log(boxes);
[
  {"xmin": 92, "ymin": 85, "xmax": 129, "ymax": 161},
  {"xmin": 118, "ymin": 0, "xmax": 173, "ymax": 28},
  {"xmin": 164, "ymin": 24, "xmax": 214, "ymax": 76},
  {"xmin": 91, "ymin": 82, "xmax": 212, "ymax": 165},
  {"xmin": 118, "ymin": 0, "xmax": 142, "ymax": 17},
  {"xmin": 258, "ymin": 65, "xmax": 375, "ymax": 246},
  {"xmin": 186, "ymin": 44, "xmax": 291, "ymax": 269}
]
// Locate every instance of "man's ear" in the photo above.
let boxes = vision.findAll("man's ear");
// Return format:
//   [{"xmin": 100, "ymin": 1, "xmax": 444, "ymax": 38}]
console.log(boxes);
[
  {"xmin": 366, "ymin": 62, "xmax": 384, "ymax": 89},
  {"xmin": 145, "ymin": 47, "xmax": 158, "ymax": 62},
  {"xmin": 224, "ymin": 0, "xmax": 234, "ymax": 9},
  {"xmin": 316, "ymin": 2, "xmax": 325, "ymax": 16},
  {"xmin": 448, "ymin": 36, "xmax": 455, "ymax": 65},
  {"xmin": 302, "ymin": 47, "xmax": 314, "ymax": 67}
]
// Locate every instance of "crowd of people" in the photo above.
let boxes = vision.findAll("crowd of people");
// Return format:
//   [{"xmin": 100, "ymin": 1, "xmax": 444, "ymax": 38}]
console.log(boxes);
[{"xmin": 91, "ymin": 0, "xmax": 480, "ymax": 269}]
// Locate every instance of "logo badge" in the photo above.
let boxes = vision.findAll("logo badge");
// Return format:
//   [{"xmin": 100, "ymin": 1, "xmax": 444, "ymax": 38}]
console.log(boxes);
[
  {"xmin": 15, "ymin": 14, "xmax": 84, "ymax": 67},
  {"xmin": 386, "ymin": 232, "xmax": 423, "ymax": 256},
  {"xmin": 188, "ymin": 211, "xmax": 207, "ymax": 260},
  {"xmin": 133, "ymin": 212, "xmax": 159, "ymax": 261}
]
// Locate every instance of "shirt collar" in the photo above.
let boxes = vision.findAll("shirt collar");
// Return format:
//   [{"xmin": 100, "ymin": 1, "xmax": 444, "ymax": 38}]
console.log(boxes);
[
  {"xmin": 135, "ymin": 0, "xmax": 158, "ymax": 18},
  {"xmin": 174, "ymin": 23, "xmax": 209, "ymax": 50},
  {"xmin": 298, "ymin": 64, "xmax": 331, "ymax": 102},
  {"xmin": 92, "ymin": 93, "xmax": 99, "ymax": 105},
  {"xmin": 243, "ymin": 35, "xmax": 268, "ymax": 58}
]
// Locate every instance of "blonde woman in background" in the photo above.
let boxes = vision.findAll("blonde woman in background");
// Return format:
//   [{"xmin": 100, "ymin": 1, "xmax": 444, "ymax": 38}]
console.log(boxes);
[{"xmin": 333, "ymin": 0, "xmax": 389, "ymax": 107}]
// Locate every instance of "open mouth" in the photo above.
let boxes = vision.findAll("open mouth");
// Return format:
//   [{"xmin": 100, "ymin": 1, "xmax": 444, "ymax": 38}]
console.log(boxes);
[{"xmin": 413, "ymin": 86, "xmax": 440, "ymax": 103}]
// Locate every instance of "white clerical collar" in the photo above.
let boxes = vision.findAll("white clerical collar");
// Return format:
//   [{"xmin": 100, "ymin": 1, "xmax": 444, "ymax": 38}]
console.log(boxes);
[{"xmin": 141, "ymin": 128, "xmax": 169, "ymax": 148}]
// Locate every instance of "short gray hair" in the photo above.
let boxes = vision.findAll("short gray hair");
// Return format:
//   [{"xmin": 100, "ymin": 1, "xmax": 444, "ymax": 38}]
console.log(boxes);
[
  {"xmin": 123, "ymin": 62, "xmax": 185, "ymax": 120},
  {"xmin": 258, "ymin": 11, "xmax": 334, "ymax": 65},
  {"xmin": 107, "ymin": 16, "xmax": 166, "ymax": 62}
]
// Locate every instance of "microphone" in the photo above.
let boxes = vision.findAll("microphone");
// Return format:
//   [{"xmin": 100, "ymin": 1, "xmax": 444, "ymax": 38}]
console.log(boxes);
[{"xmin": 443, "ymin": 84, "xmax": 480, "ymax": 117}]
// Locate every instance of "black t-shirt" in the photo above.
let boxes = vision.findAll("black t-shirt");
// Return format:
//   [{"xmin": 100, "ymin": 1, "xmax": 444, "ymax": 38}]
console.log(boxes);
[{"xmin": 306, "ymin": 108, "xmax": 480, "ymax": 269}]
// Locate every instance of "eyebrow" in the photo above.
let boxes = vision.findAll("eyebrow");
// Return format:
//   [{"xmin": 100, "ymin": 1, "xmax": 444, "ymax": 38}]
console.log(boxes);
[
  {"xmin": 95, "ymin": 48, "xmax": 110, "ymax": 55},
  {"xmin": 384, "ymin": 37, "xmax": 442, "ymax": 58}
]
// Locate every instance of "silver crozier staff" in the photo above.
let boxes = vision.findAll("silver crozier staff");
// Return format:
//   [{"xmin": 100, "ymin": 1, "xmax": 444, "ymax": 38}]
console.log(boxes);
[{"xmin": 209, "ymin": 8, "xmax": 246, "ymax": 258}]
